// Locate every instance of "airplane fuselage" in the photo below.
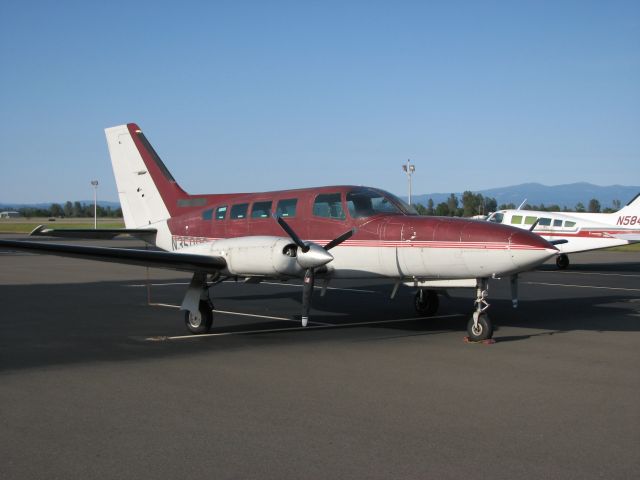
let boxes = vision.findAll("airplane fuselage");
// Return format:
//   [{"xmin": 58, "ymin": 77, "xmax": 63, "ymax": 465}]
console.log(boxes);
[{"xmin": 156, "ymin": 185, "xmax": 555, "ymax": 281}]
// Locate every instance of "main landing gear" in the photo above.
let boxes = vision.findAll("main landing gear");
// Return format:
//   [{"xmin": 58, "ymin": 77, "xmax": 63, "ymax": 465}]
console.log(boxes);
[
  {"xmin": 466, "ymin": 278, "xmax": 494, "ymax": 342},
  {"xmin": 182, "ymin": 272, "xmax": 217, "ymax": 334},
  {"xmin": 414, "ymin": 289, "xmax": 439, "ymax": 316},
  {"xmin": 556, "ymin": 254, "xmax": 570, "ymax": 270},
  {"xmin": 185, "ymin": 299, "xmax": 214, "ymax": 334}
]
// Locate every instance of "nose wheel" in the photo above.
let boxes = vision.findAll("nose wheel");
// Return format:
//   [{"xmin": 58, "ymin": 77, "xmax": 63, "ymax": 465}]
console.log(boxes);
[{"xmin": 466, "ymin": 278, "xmax": 494, "ymax": 341}]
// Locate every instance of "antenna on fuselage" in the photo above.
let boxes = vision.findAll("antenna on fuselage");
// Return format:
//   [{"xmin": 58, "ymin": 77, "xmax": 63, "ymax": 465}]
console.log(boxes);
[{"xmin": 517, "ymin": 199, "xmax": 527, "ymax": 210}]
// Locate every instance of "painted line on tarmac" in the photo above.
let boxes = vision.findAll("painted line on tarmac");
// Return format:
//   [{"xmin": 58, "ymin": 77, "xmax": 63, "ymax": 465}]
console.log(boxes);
[
  {"xmin": 145, "ymin": 313, "xmax": 463, "ymax": 341},
  {"xmin": 126, "ymin": 280, "xmax": 376, "ymax": 294},
  {"xmin": 524, "ymin": 281, "xmax": 640, "ymax": 292},
  {"xmin": 261, "ymin": 281, "xmax": 376, "ymax": 294},
  {"xmin": 552, "ymin": 271, "xmax": 640, "ymax": 278},
  {"xmin": 148, "ymin": 302, "xmax": 333, "ymax": 325}
]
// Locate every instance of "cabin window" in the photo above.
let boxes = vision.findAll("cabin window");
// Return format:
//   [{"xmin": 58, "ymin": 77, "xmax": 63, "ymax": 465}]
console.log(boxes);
[
  {"xmin": 202, "ymin": 208, "xmax": 213, "ymax": 220},
  {"xmin": 538, "ymin": 217, "xmax": 551, "ymax": 226},
  {"xmin": 230, "ymin": 203, "xmax": 249, "ymax": 219},
  {"xmin": 313, "ymin": 193, "xmax": 345, "ymax": 220},
  {"xmin": 215, "ymin": 206, "xmax": 227, "ymax": 220},
  {"xmin": 511, "ymin": 215, "xmax": 523, "ymax": 225},
  {"xmin": 251, "ymin": 201, "xmax": 272, "ymax": 219},
  {"xmin": 276, "ymin": 199, "xmax": 297, "ymax": 218},
  {"xmin": 553, "ymin": 219, "xmax": 563, "ymax": 227},
  {"xmin": 524, "ymin": 216, "xmax": 537, "ymax": 225},
  {"xmin": 564, "ymin": 221, "xmax": 576, "ymax": 228}
]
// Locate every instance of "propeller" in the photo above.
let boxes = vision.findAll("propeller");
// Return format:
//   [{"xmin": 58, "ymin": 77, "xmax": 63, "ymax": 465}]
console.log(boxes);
[{"xmin": 276, "ymin": 216, "xmax": 355, "ymax": 326}]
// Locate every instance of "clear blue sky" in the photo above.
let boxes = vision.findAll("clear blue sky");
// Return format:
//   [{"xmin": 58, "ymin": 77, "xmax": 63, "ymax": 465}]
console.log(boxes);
[{"xmin": 1, "ymin": 0, "xmax": 638, "ymax": 203}]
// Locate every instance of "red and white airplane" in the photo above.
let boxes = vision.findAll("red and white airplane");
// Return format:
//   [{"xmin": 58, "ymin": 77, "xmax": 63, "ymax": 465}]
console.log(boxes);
[
  {"xmin": 0, "ymin": 123, "xmax": 559, "ymax": 341},
  {"xmin": 487, "ymin": 196, "xmax": 640, "ymax": 269}
]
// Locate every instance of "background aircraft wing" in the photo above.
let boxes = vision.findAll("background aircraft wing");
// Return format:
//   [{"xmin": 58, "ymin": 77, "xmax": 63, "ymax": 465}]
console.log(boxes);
[
  {"xmin": 30, "ymin": 225, "xmax": 157, "ymax": 243},
  {"xmin": 608, "ymin": 233, "xmax": 640, "ymax": 241},
  {"xmin": 0, "ymin": 239, "xmax": 226, "ymax": 273}
]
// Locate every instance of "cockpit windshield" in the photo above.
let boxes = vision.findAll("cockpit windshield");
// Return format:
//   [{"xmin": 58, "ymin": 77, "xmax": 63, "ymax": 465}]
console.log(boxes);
[
  {"xmin": 346, "ymin": 188, "xmax": 418, "ymax": 218},
  {"xmin": 487, "ymin": 212, "xmax": 504, "ymax": 224}
]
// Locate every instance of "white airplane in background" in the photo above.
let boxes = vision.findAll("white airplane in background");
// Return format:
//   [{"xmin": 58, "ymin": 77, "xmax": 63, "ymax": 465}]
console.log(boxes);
[{"xmin": 486, "ymin": 194, "xmax": 640, "ymax": 269}]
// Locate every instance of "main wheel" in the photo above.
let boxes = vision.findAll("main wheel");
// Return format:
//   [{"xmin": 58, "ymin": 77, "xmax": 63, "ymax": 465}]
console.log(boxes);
[
  {"xmin": 466, "ymin": 314, "xmax": 493, "ymax": 341},
  {"xmin": 556, "ymin": 254, "xmax": 569, "ymax": 270},
  {"xmin": 184, "ymin": 300, "xmax": 213, "ymax": 334},
  {"xmin": 414, "ymin": 290, "xmax": 439, "ymax": 316}
]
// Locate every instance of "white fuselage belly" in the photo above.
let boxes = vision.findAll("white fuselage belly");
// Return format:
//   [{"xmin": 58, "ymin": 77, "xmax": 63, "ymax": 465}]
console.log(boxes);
[
  {"xmin": 328, "ymin": 243, "xmax": 550, "ymax": 279},
  {"xmin": 174, "ymin": 234, "xmax": 554, "ymax": 280}
]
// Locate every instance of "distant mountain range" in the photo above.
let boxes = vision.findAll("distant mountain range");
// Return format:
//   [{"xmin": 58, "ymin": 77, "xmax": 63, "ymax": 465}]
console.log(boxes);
[{"xmin": 408, "ymin": 183, "xmax": 640, "ymax": 210}]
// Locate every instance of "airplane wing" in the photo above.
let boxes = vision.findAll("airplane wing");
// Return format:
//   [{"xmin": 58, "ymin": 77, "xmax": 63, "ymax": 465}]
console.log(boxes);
[
  {"xmin": 0, "ymin": 239, "xmax": 226, "ymax": 273},
  {"xmin": 608, "ymin": 233, "xmax": 640, "ymax": 241},
  {"xmin": 30, "ymin": 224, "xmax": 157, "ymax": 243}
]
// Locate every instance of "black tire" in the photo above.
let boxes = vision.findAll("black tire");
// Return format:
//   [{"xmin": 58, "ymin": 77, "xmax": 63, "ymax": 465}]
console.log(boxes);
[
  {"xmin": 556, "ymin": 254, "xmax": 569, "ymax": 270},
  {"xmin": 414, "ymin": 290, "xmax": 439, "ymax": 316},
  {"xmin": 184, "ymin": 300, "xmax": 213, "ymax": 334},
  {"xmin": 466, "ymin": 314, "xmax": 493, "ymax": 341}
]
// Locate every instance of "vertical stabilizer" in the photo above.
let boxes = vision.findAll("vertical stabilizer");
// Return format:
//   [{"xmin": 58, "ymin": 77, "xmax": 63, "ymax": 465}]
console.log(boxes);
[
  {"xmin": 105, "ymin": 123, "xmax": 188, "ymax": 229},
  {"xmin": 618, "ymin": 193, "xmax": 640, "ymax": 214}
]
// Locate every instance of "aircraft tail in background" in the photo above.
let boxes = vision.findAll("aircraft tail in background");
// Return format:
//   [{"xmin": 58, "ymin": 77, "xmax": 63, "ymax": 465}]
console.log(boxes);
[{"xmin": 614, "ymin": 193, "xmax": 640, "ymax": 227}]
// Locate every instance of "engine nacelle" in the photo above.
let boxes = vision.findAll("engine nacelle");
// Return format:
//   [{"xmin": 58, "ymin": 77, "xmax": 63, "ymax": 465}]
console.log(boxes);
[{"xmin": 209, "ymin": 236, "xmax": 302, "ymax": 277}]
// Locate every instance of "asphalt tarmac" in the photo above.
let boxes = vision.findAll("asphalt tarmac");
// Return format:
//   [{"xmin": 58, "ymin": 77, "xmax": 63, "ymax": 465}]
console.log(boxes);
[{"xmin": 1, "ymin": 235, "xmax": 638, "ymax": 479}]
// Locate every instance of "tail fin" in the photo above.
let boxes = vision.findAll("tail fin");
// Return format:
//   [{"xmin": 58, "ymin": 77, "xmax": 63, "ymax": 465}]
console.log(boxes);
[
  {"xmin": 105, "ymin": 123, "xmax": 188, "ymax": 228},
  {"xmin": 612, "ymin": 193, "xmax": 640, "ymax": 227},
  {"xmin": 617, "ymin": 193, "xmax": 640, "ymax": 214}
]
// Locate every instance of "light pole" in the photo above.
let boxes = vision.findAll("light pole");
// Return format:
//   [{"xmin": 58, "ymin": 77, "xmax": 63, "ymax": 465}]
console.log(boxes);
[
  {"xmin": 402, "ymin": 159, "xmax": 415, "ymax": 205},
  {"xmin": 91, "ymin": 180, "xmax": 99, "ymax": 229}
]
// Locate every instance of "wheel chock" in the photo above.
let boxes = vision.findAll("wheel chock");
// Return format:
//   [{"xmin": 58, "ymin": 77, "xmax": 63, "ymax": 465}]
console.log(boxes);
[{"xmin": 463, "ymin": 336, "xmax": 496, "ymax": 345}]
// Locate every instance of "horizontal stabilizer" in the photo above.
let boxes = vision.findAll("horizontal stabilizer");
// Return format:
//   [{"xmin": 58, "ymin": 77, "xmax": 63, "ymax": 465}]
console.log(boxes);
[
  {"xmin": 30, "ymin": 225, "xmax": 157, "ymax": 243},
  {"xmin": 0, "ymin": 240, "xmax": 226, "ymax": 273}
]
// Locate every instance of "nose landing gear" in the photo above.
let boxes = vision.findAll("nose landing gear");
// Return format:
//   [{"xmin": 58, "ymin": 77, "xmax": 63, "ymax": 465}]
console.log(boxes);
[{"xmin": 466, "ymin": 278, "xmax": 494, "ymax": 342}]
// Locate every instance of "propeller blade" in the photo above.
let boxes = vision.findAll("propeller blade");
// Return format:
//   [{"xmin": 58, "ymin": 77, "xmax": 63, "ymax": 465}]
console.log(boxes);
[
  {"xmin": 323, "ymin": 228, "xmax": 356, "ymax": 251},
  {"xmin": 301, "ymin": 268, "xmax": 315, "ymax": 327},
  {"xmin": 276, "ymin": 216, "xmax": 309, "ymax": 252},
  {"xmin": 528, "ymin": 219, "xmax": 540, "ymax": 232}
]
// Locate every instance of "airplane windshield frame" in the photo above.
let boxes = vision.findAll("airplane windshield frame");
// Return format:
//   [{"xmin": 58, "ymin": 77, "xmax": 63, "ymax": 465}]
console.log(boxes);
[{"xmin": 346, "ymin": 188, "xmax": 418, "ymax": 218}]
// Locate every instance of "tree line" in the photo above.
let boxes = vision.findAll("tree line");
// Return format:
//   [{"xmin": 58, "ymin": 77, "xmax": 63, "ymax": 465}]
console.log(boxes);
[
  {"xmin": 16, "ymin": 201, "xmax": 123, "ymax": 218},
  {"xmin": 413, "ymin": 192, "xmax": 621, "ymax": 217},
  {"xmin": 11, "ymin": 194, "xmax": 621, "ymax": 219}
]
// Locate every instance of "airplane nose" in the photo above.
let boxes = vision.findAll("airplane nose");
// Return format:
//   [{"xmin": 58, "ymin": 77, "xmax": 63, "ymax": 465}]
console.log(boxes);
[
  {"xmin": 510, "ymin": 228, "xmax": 557, "ymax": 250},
  {"xmin": 508, "ymin": 228, "xmax": 558, "ymax": 270}
]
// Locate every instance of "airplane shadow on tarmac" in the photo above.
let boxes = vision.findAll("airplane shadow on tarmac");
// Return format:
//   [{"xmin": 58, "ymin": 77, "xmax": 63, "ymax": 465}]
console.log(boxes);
[{"xmin": 0, "ymin": 276, "xmax": 638, "ymax": 371}]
